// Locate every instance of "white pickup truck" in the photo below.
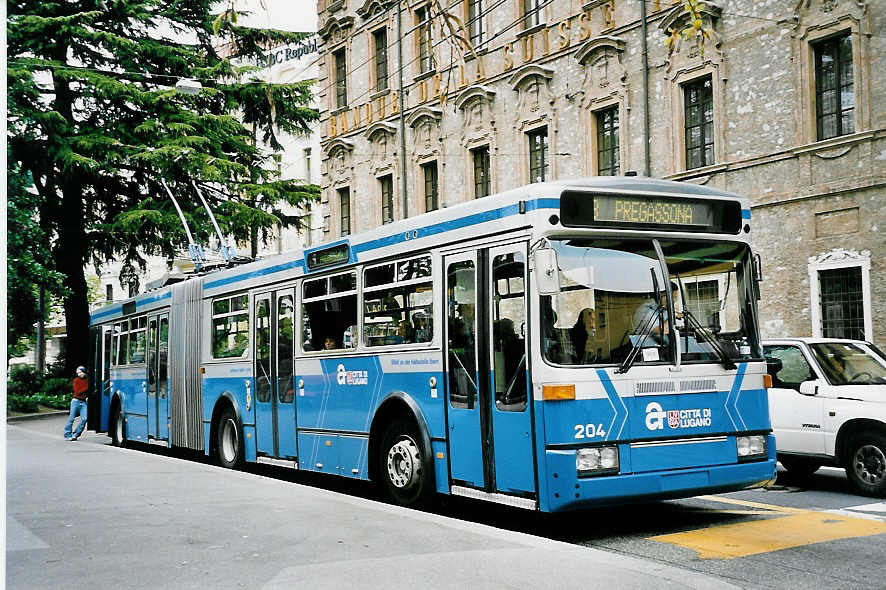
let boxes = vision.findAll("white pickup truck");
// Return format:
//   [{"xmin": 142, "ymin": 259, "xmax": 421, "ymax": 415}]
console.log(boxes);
[{"xmin": 763, "ymin": 338, "xmax": 886, "ymax": 497}]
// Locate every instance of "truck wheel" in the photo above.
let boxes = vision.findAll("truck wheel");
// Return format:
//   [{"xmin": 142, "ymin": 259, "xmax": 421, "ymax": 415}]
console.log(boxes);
[
  {"xmin": 216, "ymin": 407, "xmax": 243, "ymax": 469},
  {"xmin": 110, "ymin": 403, "xmax": 126, "ymax": 448},
  {"xmin": 379, "ymin": 419, "xmax": 430, "ymax": 507},
  {"xmin": 845, "ymin": 431, "xmax": 886, "ymax": 497},
  {"xmin": 779, "ymin": 456, "xmax": 821, "ymax": 477}
]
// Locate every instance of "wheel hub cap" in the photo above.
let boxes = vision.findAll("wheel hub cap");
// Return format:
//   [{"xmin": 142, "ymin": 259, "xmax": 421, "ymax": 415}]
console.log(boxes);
[
  {"xmin": 222, "ymin": 418, "xmax": 238, "ymax": 463},
  {"xmin": 387, "ymin": 438, "xmax": 420, "ymax": 489},
  {"xmin": 853, "ymin": 444, "xmax": 886, "ymax": 484}
]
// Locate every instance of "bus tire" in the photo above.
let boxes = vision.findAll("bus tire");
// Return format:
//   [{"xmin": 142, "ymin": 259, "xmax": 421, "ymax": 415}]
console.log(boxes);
[
  {"xmin": 216, "ymin": 407, "xmax": 244, "ymax": 469},
  {"xmin": 379, "ymin": 419, "xmax": 429, "ymax": 507},
  {"xmin": 845, "ymin": 430, "xmax": 886, "ymax": 498},
  {"xmin": 110, "ymin": 402, "xmax": 126, "ymax": 448}
]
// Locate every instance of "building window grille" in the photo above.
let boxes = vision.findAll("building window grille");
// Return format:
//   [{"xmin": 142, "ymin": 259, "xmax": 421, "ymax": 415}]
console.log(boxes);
[
  {"xmin": 683, "ymin": 77, "xmax": 714, "ymax": 170},
  {"xmin": 468, "ymin": 0, "xmax": 484, "ymax": 46},
  {"xmin": 684, "ymin": 279, "xmax": 719, "ymax": 327},
  {"xmin": 373, "ymin": 28, "xmax": 388, "ymax": 93},
  {"xmin": 819, "ymin": 266, "xmax": 864, "ymax": 340},
  {"xmin": 472, "ymin": 145, "xmax": 491, "ymax": 198},
  {"xmin": 106, "ymin": 284, "xmax": 113, "ymax": 302},
  {"xmin": 417, "ymin": 7, "xmax": 434, "ymax": 73},
  {"xmin": 422, "ymin": 161, "xmax": 438, "ymax": 212},
  {"xmin": 814, "ymin": 34, "xmax": 854, "ymax": 141},
  {"xmin": 527, "ymin": 127, "xmax": 548, "ymax": 183},
  {"xmin": 523, "ymin": 0, "xmax": 541, "ymax": 29},
  {"xmin": 338, "ymin": 187, "xmax": 351, "ymax": 236},
  {"xmin": 334, "ymin": 49, "xmax": 347, "ymax": 109},
  {"xmin": 595, "ymin": 106, "xmax": 620, "ymax": 176},
  {"xmin": 380, "ymin": 175, "xmax": 394, "ymax": 224}
]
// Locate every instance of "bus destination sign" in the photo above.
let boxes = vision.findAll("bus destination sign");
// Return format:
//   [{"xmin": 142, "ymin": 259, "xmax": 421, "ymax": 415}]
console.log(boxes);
[
  {"xmin": 594, "ymin": 195, "xmax": 713, "ymax": 227},
  {"xmin": 560, "ymin": 191, "xmax": 742, "ymax": 233}
]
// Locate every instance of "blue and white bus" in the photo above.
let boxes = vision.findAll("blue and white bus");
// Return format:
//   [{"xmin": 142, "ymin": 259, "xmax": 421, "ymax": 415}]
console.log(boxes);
[{"xmin": 86, "ymin": 177, "xmax": 777, "ymax": 511}]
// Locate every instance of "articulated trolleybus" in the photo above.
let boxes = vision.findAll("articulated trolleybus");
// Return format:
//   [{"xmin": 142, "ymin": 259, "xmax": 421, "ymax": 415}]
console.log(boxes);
[{"xmin": 87, "ymin": 177, "xmax": 776, "ymax": 511}]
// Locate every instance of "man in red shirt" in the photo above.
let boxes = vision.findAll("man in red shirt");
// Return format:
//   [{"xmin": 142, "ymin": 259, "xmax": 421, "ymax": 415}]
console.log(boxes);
[{"xmin": 64, "ymin": 366, "xmax": 89, "ymax": 441}]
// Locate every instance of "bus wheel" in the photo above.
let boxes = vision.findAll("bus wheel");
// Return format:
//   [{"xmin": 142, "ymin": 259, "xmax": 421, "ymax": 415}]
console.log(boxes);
[
  {"xmin": 110, "ymin": 403, "xmax": 126, "ymax": 448},
  {"xmin": 379, "ymin": 419, "xmax": 429, "ymax": 507},
  {"xmin": 216, "ymin": 407, "xmax": 243, "ymax": 469},
  {"xmin": 845, "ymin": 431, "xmax": 886, "ymax": 498}
]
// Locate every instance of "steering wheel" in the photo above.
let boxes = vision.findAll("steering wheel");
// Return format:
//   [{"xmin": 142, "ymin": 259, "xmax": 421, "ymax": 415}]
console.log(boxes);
[{"xmin": 849, "ymin": 371, "xmax": 872, "ymax": 383}]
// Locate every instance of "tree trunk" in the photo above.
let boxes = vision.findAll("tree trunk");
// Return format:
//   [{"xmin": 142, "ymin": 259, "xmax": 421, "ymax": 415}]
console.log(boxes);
[{"xmin": 55, "ymin": 179, "xmax": 90, "ymax": 376}]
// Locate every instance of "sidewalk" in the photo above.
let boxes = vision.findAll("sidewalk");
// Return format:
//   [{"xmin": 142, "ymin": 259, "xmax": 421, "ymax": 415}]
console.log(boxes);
[{"xmin": 8, "ymin": 416, "xmax": 740, "ymax": 590}]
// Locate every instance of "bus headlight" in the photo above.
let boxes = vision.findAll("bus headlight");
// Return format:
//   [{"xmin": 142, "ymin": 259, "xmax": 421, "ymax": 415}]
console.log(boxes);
[
  {"xmin": 577, "ymin": 446, "xmax": 620, "ymax": 476},
  {"xmin": 736, "ymin": 435, "xmax": 767, "ymax": 460}
]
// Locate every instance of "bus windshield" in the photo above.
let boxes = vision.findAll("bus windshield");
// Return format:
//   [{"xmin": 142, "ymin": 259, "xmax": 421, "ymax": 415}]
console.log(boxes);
[{"xmin": 541, "ymin": 239, "xmax": 762, "ymax": 366}]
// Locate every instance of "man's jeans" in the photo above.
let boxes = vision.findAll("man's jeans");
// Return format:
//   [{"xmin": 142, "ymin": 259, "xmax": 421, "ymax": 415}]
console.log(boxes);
[{"xmin": 64, "ymin": 398, "xmax": 88, "ymax": 439}]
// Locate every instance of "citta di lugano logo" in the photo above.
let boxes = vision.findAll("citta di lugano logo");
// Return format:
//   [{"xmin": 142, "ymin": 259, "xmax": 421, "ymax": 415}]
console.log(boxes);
[
  {"xmin": 337, "ymin": 364, "xmax": 369, "ymax": 386},
  {"xmin": 645, "ymin": 402, "xmax": 712, "ymax": 431}
]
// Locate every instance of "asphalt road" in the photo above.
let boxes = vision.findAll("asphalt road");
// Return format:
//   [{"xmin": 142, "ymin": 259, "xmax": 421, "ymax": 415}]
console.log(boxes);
[{"xmin": 8, "ymin": 416, "xmax": 886, "ymax": 589}]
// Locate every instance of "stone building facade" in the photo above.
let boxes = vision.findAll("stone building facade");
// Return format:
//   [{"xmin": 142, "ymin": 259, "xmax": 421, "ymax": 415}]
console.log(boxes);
[{"xmin": 316, "ymin": 0, "xmax": 885, "ymax": 346}]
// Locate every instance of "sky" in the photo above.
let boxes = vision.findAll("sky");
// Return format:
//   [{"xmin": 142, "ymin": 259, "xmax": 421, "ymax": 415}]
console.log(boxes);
[{"xmin": 233, "ymin": 0, "xmax": 317, "ymax": 32}]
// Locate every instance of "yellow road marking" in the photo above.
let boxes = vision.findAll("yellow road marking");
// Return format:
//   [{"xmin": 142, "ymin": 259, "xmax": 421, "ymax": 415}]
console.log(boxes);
[
  {"xmin": 650, "ymin": 511, "xmax": 886, "ymax": 559},
  {"xmin": 693, "ymin": 495, "xmax": 806, "ymax": 514}
]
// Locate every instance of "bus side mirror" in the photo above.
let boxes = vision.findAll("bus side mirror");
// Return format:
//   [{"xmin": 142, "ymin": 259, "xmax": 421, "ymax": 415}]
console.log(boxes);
[{"xmin": 533, "ymin": 248, "xmax": 560, "ymax": 296}]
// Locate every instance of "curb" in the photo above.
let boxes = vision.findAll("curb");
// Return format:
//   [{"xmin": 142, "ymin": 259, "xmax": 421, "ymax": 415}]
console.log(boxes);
[{"xmin": 7, "ymin": 411, "xmax": 69, "ymax": 422}]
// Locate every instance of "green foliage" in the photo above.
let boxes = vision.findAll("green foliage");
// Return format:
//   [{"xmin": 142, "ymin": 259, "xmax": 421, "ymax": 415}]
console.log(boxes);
[
  {"xmin": 665, "ymin": 0, "xmax": 713, "ymax": 57},
  {"xmin": 7, "ymin": 364, "xmax": 44, "ymax": 395},
  {"xmin": 6, "ymin": 368, "xmax": 75, "ymax": 413},
  {"xmin": 7, "ymin": 1, "xmax": 320, "ymax": 372},
  {"xmin": 6, "ymin": 154, "xmax": 68, "ymax": 358}
]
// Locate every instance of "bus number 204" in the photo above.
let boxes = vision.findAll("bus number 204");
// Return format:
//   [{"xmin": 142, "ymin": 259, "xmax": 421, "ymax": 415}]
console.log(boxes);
[{"xmin": 574, "ymin": 423, "xmax": 607, "ymax": 439}]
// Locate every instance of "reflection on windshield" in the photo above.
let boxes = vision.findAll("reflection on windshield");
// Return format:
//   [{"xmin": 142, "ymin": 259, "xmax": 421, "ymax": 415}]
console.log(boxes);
[
  {"xmin": 810, "ymin": 343, "xmax": 886, "ymax": 385},
  {"xmin": 541, "ymin": 239, "xmax": 762, "ymax": 366}
]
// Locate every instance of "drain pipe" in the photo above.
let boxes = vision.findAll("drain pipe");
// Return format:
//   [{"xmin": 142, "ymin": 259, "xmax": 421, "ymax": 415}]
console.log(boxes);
[
  {"xmin": 397, "ymin": 0, "xmax": 409, "ymax": 218},
  {"xmin": 640, "ymin": 0, "xmax": 651, "ymax": 177}
]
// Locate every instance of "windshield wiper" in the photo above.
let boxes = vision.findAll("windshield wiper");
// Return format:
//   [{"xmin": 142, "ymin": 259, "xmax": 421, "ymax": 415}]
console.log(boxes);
[
  {"xmin": 616, "ymin": 302, "xmax": 665, "ymax": 374},
  {"xmin": 675, "ymin": 274, "xmax": 737, "ymax": 370}
]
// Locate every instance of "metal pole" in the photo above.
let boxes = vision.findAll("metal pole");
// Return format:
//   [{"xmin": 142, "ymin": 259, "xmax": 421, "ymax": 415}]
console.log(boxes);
[
  {"xmin": 36, "ymin": 283, "xmax": 45, "ymax": 373},
  {"xmin": 640, "ymin": 0, "xmax": 651, "ymax": 177},
  {"xmin": 397, "ymin": 0, "xmax": 409, "ymax": 218}
]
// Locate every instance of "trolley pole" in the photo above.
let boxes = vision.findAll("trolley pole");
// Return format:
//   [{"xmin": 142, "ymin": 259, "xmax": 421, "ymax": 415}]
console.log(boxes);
[{"xmin": 397, "ymin": 0, "xmax": 408, "ymax": 219}]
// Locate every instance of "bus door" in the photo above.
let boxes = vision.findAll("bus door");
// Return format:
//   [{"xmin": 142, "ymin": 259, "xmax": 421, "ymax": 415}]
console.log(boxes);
[
  {"xmin": 254, "ymin": 289, "xmax": 298, "ymax": 460},
  {"xmin": 444, "ymin": 243, "xmax": 535, "ymax": 496},
  {"xmin": 87, "ymin": 327, "xmax": 103, "ymax": 431},
  {"xmin": 146, "ymin": 314, "xmax": 170, "ymax": 441}
]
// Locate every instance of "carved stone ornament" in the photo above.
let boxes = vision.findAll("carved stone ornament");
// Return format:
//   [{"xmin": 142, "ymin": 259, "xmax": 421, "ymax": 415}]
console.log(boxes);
[
  {"xmin": 364, "ymin": 122, "xmax": 398, "ymax": 173},
  {"xmin": 356, "ymin": 0, "xmax": 390, "ymax": 19},
  {"xmin": 575, "ymin": 36, "xmax": 626, "ymax": 101},
  {"xmin": 325, "ymin": 138, "xmax": 355, "ymax": 184},
  {"xmin": 318, "ymin": 15, "xmax": 355, "ymax": 42},
  {"xmin": 808, "ymin": 248, "xmax": 871, "ymax": 265},
  {"xmin": 508, "ymin": 65, "xmax": 554, "ymax": 124},
  {"xmin": 406, "ymin": 107, "xmax": 442, "ymax": 159},
  {"xmin": 455, "ymin": 85, "xmax": 496, "ymax": 144}
]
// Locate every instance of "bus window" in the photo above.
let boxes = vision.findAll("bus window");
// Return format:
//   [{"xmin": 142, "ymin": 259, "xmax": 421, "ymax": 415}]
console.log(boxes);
[
  {"xmin": 255, "ymin": 297, "xmax": 272, "ymax": 403},
  {"xmin": 278, "ymin": 295, "xmax": 295, "ymax": 403},
  {"xmin": 447, "ymin": 259, "xmax": 477, "ymax": 409},
  {"xmin": 111, "ymin": 323, "xmax": 121, "ymax": 367},
  {"xmin": 542, "ymin": 239, "xmax": 662, "ymax": 366},
  {"xmin": 492, "ymin": 252, "xmax": 527, "ymax": 411},
  {"xmin": 129, "ymin": 316, "xmax": 147, "ymax": 364},
  {"xmin": 148, "ymin": 318, "xmax": 158, "ymax": 394},
  {"xmin": 302, "ymin": 271, "xmax": 358, "ymax": 352},
  {"xmin": 212, "ymin": 294, "xmax": 250, "ymax": 358},
  {"xmin": 363, "ymin": 256, "xmax": 433, "ymax": 347},
  {"xmin": 118, "ymin": 320, "xmax": 130, "ymax": 365}
]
